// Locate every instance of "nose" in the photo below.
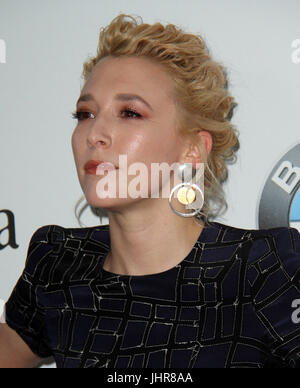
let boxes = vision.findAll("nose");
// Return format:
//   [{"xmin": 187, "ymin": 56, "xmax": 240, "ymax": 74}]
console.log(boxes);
[{"xmin": 86, "ymin": 114, "xmax": 112, "ymax": 149}]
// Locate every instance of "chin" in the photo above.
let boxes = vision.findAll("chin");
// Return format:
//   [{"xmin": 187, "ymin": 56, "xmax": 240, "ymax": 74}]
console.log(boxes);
[
  {"xmin": 85, "ymin": 192, "xmax": 115, "ymax": 207},
  {"xmin": 84, "ymin": 191, "xmax": 133, "ymax": 210}
]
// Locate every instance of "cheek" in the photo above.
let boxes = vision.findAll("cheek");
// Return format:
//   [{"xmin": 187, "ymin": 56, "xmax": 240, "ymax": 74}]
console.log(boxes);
[
  {"xmin": 115, "ymin": 132, "xmax": 149, "ymax": 166},
  {"xmin": 122, "ymin": 135, "xmax": 147, "ymax": 156},
  {"xmin": 71, "ymin": 129, "xmax": 83, "ymax": 161},
  {"xmin": 121, "ymin": 130, "xmax": 176, "ymax": 162}
]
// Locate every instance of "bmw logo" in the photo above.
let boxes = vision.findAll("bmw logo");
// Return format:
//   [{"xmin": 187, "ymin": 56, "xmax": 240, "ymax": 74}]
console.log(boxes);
[{"xmin": 258, "ymin": 143, "xmax": 300, "ymax": 231}]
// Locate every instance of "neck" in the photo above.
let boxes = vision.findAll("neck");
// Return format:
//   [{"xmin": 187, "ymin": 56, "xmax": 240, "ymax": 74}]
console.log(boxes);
[{"xmin": 103, "ymin": 197, "xmax": 205, "ymax": 276}]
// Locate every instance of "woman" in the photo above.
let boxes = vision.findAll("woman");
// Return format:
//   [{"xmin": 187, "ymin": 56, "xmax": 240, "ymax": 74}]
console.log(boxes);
[{"xmin": 0, "ymin": 13, "xmax": 299, "ymax": 369}]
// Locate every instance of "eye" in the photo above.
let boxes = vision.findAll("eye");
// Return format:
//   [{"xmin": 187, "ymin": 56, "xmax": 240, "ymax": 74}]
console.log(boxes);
[
  {"xmin": 71, "ymin": 108, "xmax": 142, "ymax": 121},
  {"xmin": 71, "ymin": 111, "xmax": 95, "ymax": 121},
  {"xmin": 120, "ymin": 108, "xmax": 142, "ymax": 119}
]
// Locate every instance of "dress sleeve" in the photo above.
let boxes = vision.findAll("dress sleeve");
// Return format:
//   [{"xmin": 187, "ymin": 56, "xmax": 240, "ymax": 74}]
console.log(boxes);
[
  {"xmin": 246, "ymin": 226, "xmax": 300, "ymax": 368},
  {"xmin": 4, "ymin": 226, "xmax": 55, "ymax": 359}
]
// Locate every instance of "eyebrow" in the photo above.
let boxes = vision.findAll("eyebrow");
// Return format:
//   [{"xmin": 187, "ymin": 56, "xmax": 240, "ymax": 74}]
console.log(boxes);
[{"xmin": 76, "ymin": 93, "xmax": 153, "ymax": 111}]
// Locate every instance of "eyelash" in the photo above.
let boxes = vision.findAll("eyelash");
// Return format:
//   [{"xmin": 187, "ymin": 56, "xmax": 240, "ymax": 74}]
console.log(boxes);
[{"xmin": 71, "ymin": 108, "xmax": 142, "ymax": 121}]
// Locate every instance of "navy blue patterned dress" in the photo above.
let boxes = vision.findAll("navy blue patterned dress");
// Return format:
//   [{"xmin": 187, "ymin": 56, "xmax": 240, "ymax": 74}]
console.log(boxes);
[{"xmin": 4, "ymin": 221, "xmax": 300, "ymax": 368}]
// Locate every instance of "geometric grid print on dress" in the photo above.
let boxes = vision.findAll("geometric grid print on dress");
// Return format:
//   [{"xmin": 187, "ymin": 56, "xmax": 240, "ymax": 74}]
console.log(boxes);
[{"xmin": 4, "ymin": 222, "xmax": 300, "ymax": 368}]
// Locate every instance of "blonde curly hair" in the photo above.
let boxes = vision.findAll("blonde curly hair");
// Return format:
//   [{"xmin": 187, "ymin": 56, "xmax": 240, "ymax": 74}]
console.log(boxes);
[{"xmin": 75, "ymin": 13, "xmax": 239, "ymax": 226}]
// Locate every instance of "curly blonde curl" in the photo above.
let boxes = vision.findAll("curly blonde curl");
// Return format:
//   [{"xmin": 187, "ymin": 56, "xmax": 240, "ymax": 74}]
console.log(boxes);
[{"xmin": 75, "ymin": 13, "xmax": 240, "ymax": 227}]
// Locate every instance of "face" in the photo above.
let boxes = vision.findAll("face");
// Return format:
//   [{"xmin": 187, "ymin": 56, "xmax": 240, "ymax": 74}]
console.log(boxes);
[{"xmin": 71, "ymin": 55, "xmax": 189, "ymax": 211}]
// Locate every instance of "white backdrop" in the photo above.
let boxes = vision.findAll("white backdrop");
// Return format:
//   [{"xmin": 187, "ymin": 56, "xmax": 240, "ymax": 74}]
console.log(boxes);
[{"xmin": 0, "ymin": 0, "xmax": 299, "ymax": 368}]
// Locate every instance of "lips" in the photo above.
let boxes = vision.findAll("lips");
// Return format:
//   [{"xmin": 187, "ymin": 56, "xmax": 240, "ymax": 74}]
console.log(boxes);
[{"xmin": 84, "ymin": 160, "xmax": 118, "ymax": 175}]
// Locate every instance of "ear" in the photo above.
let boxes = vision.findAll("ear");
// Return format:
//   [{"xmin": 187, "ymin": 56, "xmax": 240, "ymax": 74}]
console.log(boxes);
[{"xmin": 180, "ymin": 130, "xmax": 212, "ymax": 167}]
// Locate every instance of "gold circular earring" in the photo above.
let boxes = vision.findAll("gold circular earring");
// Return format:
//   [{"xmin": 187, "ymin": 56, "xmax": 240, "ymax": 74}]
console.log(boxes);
[{"xmin": 168, "ymin": 163, "xmax": 204, "ymax": 218}]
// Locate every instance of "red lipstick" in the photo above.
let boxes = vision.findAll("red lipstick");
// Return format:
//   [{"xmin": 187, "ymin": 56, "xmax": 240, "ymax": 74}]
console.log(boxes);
[{"xmin": 84, "ymin": 160, "xmax": 117, "ymax": 175}]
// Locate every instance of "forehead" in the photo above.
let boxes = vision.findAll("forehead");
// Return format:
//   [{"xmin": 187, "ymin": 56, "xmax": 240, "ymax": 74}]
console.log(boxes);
[{"xmin": 82, "ymin": 55, "xmax": 175, "ymax": 99}]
